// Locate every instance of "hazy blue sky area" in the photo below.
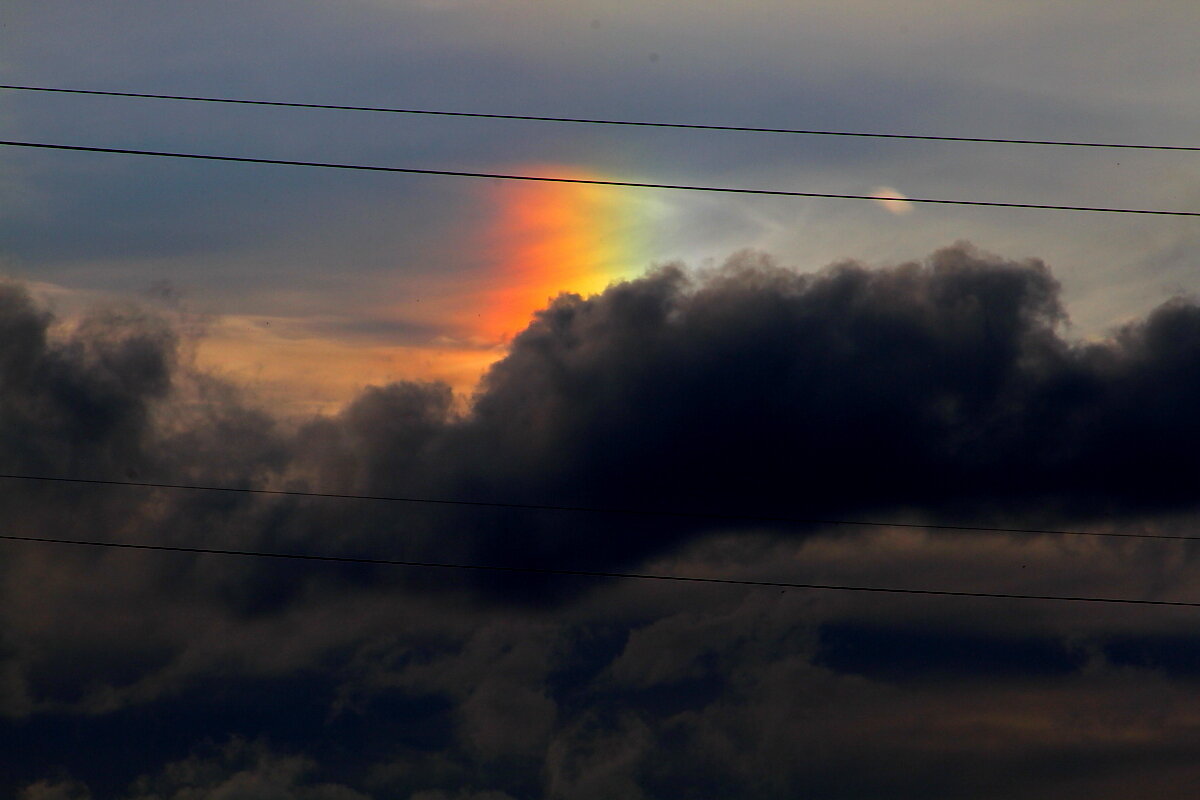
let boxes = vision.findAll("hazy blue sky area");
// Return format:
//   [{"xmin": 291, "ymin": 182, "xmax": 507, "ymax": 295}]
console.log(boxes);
[{"xmin": 3, "ymin": 2, "xmax": 1200, "ymax": 798}]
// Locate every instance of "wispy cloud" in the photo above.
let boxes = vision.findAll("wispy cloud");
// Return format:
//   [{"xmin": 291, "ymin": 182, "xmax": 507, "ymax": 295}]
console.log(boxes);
[{"xmin": 870, "ymin": 185, "xmax": 914, "ymax": 215}]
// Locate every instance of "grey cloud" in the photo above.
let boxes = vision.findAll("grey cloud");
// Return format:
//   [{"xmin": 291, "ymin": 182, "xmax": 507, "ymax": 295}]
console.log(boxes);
[
  {"xmin": 4, "ymin": 242, "xmax": 1200, "ymax": 653},
  {"xmin": 0, "ymin": 284, "xmax": 174, "ymax": 477},
  {"xmin": 10, "ymin": 245, "xmax": 1200, "ymax": 797},
  {"xmin": 383, "ymin": 619, "xmax": 561, "ymax": 759},
  {"xmin": 360, "ymin": 241, "xmax": 1200, "ymax": 586},
  {"xmin": 18, "ymin": 780, "xmax": 93, "ymax": 800},
  {"xmin": 544, "ymin": 713, "xmax": 653, "ymax": 800},
  {"xmin": 120, "ymin": 739, "xmax": 370, "ymax": 800}
]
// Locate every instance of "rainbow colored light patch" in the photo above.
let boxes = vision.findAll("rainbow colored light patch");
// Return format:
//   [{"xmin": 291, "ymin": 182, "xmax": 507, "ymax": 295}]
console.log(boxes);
[{"xmin": 469, "ymin": 165, "xmax": 659, "ymax": 342}]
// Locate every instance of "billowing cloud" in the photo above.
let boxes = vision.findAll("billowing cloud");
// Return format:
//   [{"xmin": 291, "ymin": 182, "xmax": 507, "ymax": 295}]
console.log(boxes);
[
  {"xmin": 17, "ymin": 780, "xmax": 92, "ymax": 800},
  {"xmin": 121, "ymin": 738, "xmax": 369, "ymax": 800},
  {"xmin": 9, "ymin": 244, "xmax": 1200, "ymax": 797},
  {"xmin": 10, "ymin": 241, "xmax": 1200, "ymax": 608}
]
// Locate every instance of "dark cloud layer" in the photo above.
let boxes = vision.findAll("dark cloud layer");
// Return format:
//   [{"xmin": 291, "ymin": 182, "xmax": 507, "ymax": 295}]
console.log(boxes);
[
  {"xmin": 471, "ymin": 243, "xmax": 1200, "ymax": 521},
  {"xmin": 0, "ymin": 246, "xmax": 1177, "ymax": 597},
  {"xmin": 7, "ymin": 243, "xmax": 1200, "ymax": 576},
  {"xmin": 284, "ymin": 241, "xmax": 1200, "ymax": 585},
  {"xmin": 7, "ymin": 244, "xmax": 1200, "ymax": 798}
]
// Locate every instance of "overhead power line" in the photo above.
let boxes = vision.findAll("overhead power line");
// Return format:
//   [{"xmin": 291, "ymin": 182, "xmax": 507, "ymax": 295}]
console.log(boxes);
[
  {"xmin": 1, "ymin": 472, "xmax": 1195, "ymax": 543},
  {"xmin": 2, "ymin": 531, "xmax": 1197, "ymax": 608},
  {"xmin": 2, "ymin": 140, "xmax": 1197, "ymax": 217},
  {"xmin": 3, "ymin": 84, "xmax": 1196, "ymax": 153}
]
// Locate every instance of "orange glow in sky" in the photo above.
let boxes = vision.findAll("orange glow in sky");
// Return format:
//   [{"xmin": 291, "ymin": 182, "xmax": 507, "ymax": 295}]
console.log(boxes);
[
  {"xmin": 466, "ymin": 166, "xmax": 649, "ymax": 343},
  {"xmin": 190, "ymin": 167, "xmax": 662, "ymax": 413}
]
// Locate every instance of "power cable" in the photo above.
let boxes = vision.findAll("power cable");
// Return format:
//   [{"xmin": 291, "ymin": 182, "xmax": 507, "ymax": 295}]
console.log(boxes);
[
  {"xmin": 2, "ymin": 531, "xmax": 1197, "ymax": 608},
  {"xmin": 2, "ymin": 140, "xmax": 1198, "ymax": 217},
  {"xmin": 3, "ymin": 84, "xmax": 1196, "ymax": 152},
  {"xmin": 0, "ymin": 472, "xmax": 1194, "ymax": 543}
]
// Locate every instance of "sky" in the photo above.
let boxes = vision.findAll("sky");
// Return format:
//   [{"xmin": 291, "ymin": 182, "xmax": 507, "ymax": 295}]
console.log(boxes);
[{"xmin": 2, "ymin": 1, "xmax": 1200, "ymax": 798}]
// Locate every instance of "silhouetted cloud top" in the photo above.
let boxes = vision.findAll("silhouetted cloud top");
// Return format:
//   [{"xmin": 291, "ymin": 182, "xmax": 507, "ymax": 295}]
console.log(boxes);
[{"xmin": 8, "ymin": 245, "xmax": 1200, "ymax": 798}]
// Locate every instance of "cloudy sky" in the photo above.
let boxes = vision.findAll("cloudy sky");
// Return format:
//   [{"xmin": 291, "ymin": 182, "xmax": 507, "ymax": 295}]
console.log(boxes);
[{"xmin": 3, "ymin": 2, "xmax": 1200, "ymax": 798}]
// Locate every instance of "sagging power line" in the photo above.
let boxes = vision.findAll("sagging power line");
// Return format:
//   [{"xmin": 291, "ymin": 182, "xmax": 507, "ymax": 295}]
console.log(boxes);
[
  {"xmin": 1, "ymin": 472, "xmax": 1195, "ymax": 543},
  {"xmin": 2, "ymin": 140, "xmax": 1198, "ymax": 217},
  {"xmin": 3, "ymin": 84, "xmax": 1196, "ymax": 152},
  {"xmin": 3, "ymin": 531, "xmax": 1197, "ymax": 608}
]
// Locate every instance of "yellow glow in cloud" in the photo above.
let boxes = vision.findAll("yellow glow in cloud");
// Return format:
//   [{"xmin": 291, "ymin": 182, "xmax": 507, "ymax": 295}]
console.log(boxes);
[
  {"xmin": 194, "ymin": 316, "xmax": 499, "ymax": 416},
  {"xmin": 870, "ymin": 186, "xmax": 915, "ymax": 215}
]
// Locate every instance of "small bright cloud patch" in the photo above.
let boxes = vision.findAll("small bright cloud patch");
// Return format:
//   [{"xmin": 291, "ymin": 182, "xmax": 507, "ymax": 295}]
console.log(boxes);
[{"xmin": 870, "ymin": 185, "xmax": 915, "ymax": 215}]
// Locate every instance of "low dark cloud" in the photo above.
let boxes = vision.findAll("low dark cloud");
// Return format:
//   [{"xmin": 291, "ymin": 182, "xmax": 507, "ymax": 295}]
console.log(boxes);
[
  {"xmin": 278, "ymin": 240, "xmax": 1200, "ymax": 584},
  {"xmin": 468, "ymin": 243, "xmax": 1200, "ymax": 523},
  {"xmin": 7, "ymin": 244, "xmax": 1200, "ymax": 797}
]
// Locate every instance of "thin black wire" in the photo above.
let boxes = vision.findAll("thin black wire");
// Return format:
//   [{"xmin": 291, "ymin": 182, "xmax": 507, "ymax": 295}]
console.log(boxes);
[
  {"xmin": 2, "ymin": 531, "xmax": 1196, "ymax": 608},
  {"xmin": 3, "ymin": 140, "xmax": 1197, "ymax": 217},
  {"xmin": 1, "ymin": 472, "xmax": 1195, "ymax": 543},
  {"xmin": 3, "ymin": 84, "xmax": 1196, "ymax": 153}
]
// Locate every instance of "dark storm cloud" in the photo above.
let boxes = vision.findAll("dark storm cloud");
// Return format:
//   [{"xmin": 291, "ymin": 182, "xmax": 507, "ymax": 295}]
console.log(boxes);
[
  {"xmin": 280, "ymin": 240, "xmax": 1200, "ymax": 582},
  {"xmin": 9, "ymin": 242, "xmax": 1200, "ymax": 593},
  {"xmin": 12, "ymin": 245, "xmax": 1200, "ymax": 798},
  {"xmin": 0, "ymin": 282, "xmax": 174, "ymax": 476}
]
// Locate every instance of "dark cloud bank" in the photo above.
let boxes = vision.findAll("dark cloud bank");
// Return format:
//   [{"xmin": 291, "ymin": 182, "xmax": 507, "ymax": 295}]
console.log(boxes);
[{"xmin": 6, "ymin": 244, "xmax": 1200, "ymax": 798}]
